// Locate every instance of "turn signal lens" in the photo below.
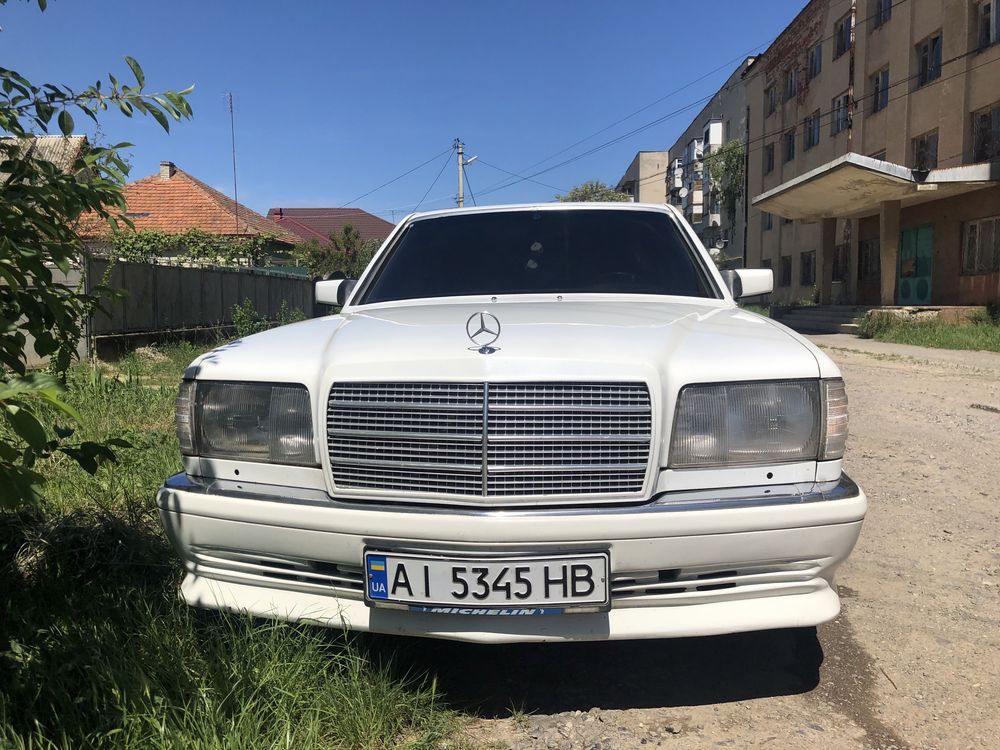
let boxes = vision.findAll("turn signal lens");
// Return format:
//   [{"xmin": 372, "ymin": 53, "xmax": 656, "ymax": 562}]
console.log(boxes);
[
  {"xmin": 176, "ymin": 380, "xmax": 196, "ymax": 455},
  {"xmin": 820, "ymin": 378, "xmax": 849, "ymax": 460}
]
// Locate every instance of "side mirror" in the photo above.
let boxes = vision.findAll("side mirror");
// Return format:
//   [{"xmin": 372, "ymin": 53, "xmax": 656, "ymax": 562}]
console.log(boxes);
[
  {"xmin": 315, "ymin": 278, "xmax": 358, "ymax": 306},
  {"xmin": 721, "ymin": 269, "xmax": 773, "ymax": 299}
]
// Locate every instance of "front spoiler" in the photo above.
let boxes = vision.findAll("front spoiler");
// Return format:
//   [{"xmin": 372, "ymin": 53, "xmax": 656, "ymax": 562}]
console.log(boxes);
[{"xmin": 157, "ymin": 472, "xmax": 865, "ymax": 642}]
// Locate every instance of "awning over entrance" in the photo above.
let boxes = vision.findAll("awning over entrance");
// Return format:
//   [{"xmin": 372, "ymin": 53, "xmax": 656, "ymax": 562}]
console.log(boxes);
[{"xmin": 752, "ymin": 153, "xmax": 999, "ymax": 220}]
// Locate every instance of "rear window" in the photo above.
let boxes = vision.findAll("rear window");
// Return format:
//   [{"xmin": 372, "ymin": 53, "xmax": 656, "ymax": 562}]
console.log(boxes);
[{"xmin": 359, "ymin": 209, "xmax": 717, "ymax": 304}]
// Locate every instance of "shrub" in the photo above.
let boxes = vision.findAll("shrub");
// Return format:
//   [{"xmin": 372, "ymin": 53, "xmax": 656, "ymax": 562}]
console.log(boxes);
[
  {"xmin": 231, "ymin": 299, "xmax": 307, "ymax": 338},
  {"xmin": 231, "ymin": 298, "xmax": 268, "ymax": 338},
  {"xmin": 856, "ymin": 311, "xmax": 900, "ymax": 339}
]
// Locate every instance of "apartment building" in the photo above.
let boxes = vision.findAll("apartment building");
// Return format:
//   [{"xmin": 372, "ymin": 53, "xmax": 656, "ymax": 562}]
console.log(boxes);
[
  {"xmin": 746, "ymin": 0, "xmax": 1000, "ymax": 306},
  {"xmin": 615, "ymin": 150, "xmax": 669, "ymax": 203},
  {"xmin": 665, "ymin": 58, "xmax": 754, "ymax": 267}
]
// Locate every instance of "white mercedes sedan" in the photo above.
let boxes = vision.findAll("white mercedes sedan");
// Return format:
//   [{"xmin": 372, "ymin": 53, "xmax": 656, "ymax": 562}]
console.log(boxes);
[{"xmin": 157, "ymin": 203, "xmax": 866, "ymax": 643}]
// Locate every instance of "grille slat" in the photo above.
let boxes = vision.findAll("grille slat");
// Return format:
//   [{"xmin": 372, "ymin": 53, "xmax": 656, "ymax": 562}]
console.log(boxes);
[{"xmin": 327, "ymin": 382, "xmax": 652, "ymax": 502}]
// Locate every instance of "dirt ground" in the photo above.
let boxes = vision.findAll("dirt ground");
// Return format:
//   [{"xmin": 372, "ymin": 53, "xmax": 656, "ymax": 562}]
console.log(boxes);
[{"xmin": 376, "ymin": 344, "xmax": 1000, "ymax": 750}]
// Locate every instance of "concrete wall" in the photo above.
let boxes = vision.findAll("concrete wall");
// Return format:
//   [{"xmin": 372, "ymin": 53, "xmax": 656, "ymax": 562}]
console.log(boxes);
[
  {"xmin": 855, "ymin": 0, "xmax": 1000, "ymax": 168},
  {"xmin": 899, "ymin": 184, "xmax": 1000, "ymax": 305},
  {"xmin": 616, "ymin": 151, "xmax": 669, "ymax": 203}
]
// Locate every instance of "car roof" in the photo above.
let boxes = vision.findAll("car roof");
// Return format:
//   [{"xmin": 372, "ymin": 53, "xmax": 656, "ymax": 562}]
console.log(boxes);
[{"xmin": 405, "ymin": 202, "xmax": 681, "ymax": 223}]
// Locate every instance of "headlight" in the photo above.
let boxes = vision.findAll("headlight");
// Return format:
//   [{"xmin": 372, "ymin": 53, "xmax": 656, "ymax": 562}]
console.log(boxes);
[
  {"xmin": 175, "ymin": 380, "xmax": 316, "ymax": 466},
  {"xmin": 669, "ymin": 379, "xmax": 847, "ymax": 468}
]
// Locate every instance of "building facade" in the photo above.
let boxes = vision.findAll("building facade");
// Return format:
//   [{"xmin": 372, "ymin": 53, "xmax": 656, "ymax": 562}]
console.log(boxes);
[
  {"xmin": 665, "ymin": 58, "xmax": 755, "ymax": 267},
  {"xmin": 746, "ymin": 0, "xmax": 1000, "ymax": 306},
  {"xmin": 615, "ymin": 151, "xmax": 669, "ymax": 203}
]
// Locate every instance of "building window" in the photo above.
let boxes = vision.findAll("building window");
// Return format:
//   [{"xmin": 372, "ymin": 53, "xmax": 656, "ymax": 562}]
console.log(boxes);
[
  {"xmin": 762, "ymin": 211, "xmax": 773, "ymax": 230},
  {"xmin": 800, "ymin": 251, "xmax": 816, "ymax": 286},
  {"xmin": 833, "ymin": 243, "xmax": 850, "ymax": 282},
  {"xmin": 765, "ymin": 86, "xmax": 776, "ymax": 116},
  {"xmin": 807, "ymin": 44, "xmax": 822, "ymax": 80},
  {"xmin": 978, "ymin": 1, "xmax": 999, "ymax": 49},
  {"xmin": 783, "ymin": 129, "xmax": 796, "ymax": 162},
  {"xmin": 873, "ymin": 0, "xmax": 892, "ymax": 27},
  {"xmin": 762, "ymin": 258, "xmax": 773, "ymax": 270},
  {"xmin": 779, "ymin": 256, "xmax": 793, "ymax": 287},
  {"xmin": 832, "ymin": 92, "xmax": 851, "ymax": 134},
  {"xmin": 805, "ymin": 110, "xmax": 821, "ymax": 149},
  {"xmin": 962, "ymin": 216, "xmax": 1000, "ymax": 274},
  {"xmin": 785, "ymin": 68, "xmax": 798, "ymax": 101},
  {"xmin": 871, "ymin": 149, "xmax": 887, "ymax": 161},
  {"xmin": 858, "ymin": 238, "xmax": 881, "ymax": 279},
  {"xmin": 916, "ymin": 34, "xmax": 942, "ymax": 86},
  {"xmin": 912, "ymin": 130, "xmax": 939, "ymax": 170},
  {"xmin": 763, "ymin": 143, "xmax": 775, "ymax": 174},
  {"xmin": 972, "ymin": 102, "xmax": 1000, "ymax": 162},
  {"xmin": 834, "ymin": 13, "xmax": 853, "ymax": 58},
  {"xmin": 871, "ymin": 68, "xmax": 889, "ymax": 113}
]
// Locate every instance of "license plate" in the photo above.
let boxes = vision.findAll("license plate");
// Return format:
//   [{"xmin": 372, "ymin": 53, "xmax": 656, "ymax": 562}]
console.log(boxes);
[{"xmin": 364, "ymin": 550, "xmax": 609, "ymax": 613}]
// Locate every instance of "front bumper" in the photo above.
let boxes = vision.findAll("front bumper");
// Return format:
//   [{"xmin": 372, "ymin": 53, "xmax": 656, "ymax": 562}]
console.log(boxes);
[{"xmin": 156, "ymin": 473, "xmax": 866, "ymax": 643}]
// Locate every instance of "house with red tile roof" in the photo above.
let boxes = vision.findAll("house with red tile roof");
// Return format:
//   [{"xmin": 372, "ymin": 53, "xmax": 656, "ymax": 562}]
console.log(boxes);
[
  {"xmin": 80, "ymin": 161, "xmax": 300, "ymax": 258},
  {"xmin": 266, "ymin": 207, "xmax": 395, "ymax": 246}
]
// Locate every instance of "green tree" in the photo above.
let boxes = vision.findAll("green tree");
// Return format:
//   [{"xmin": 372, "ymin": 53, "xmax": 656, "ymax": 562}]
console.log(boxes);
[
  {"xmin": 556, "ymin": 180, "xmax": 631, "ymax": 202},
  {"xmin": 293, "ymin": 224, "xmax": 383, "ymax": 278},
  {"xmin": 0, "ymin": 0, "xmax": 193, "ymax": 507},
  {"xmin": 703, "ymin": 139, "xmax": 745, "ymax": 233}
]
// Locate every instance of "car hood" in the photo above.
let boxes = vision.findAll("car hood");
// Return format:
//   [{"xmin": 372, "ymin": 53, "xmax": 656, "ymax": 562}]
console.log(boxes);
[
  {"xmin": 187, "ymin": 298, "xmax": 834, "ymax": 470},
  {"xmin": 190, "ymin": 296, "xmax": 830, "ymax": 388}
]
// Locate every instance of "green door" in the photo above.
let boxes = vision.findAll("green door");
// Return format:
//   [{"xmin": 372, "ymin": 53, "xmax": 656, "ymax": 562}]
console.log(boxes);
[{"xmin": 898, "ymin": 225, "xmax": 933, "ymax": 304}]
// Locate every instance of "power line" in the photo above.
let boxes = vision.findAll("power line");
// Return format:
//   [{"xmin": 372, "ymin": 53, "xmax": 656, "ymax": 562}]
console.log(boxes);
[
  {"xmin": 472, "ymin": 46, "xmax": 773, "ymax": 199},
  {"xmin": 478, "ymin": 95, "xmax": 716, "ymax": 198},
  {"xmin": 519, "ymin": 45, "xmax": 771, "ymax": 174},
  {"xmin": 480, "ymin": 0, "xmax": 918, "ymax": 199},
  {"xmin": 338, "ymin": 146, "xmax": 454, "ymax": 207},
  {"xmin": 414, "ymin": 146, "xmax": 456, "ymax": 212},
  {"xmin": 477, "ymin": 159, "xmax": 566, "ymax": 194},
  {"xmin": 630, "ymin": 46, "xmax": 1000, "ymax": 193}
]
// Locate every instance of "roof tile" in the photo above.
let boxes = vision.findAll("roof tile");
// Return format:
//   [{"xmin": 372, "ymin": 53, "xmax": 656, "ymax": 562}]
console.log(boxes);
[
  {"xmin": 265, "ymin": 207, "xmax": 395, "ymax": 246},
  {"xmin": 78, "ymin": 163, "xmax": 300, "ymax": 245}
]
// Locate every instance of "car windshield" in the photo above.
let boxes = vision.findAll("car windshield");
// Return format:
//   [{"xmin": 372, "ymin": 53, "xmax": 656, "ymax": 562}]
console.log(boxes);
[{"xmin": 359, "ymin": 209, "xmax": 718, "ymax": 304}]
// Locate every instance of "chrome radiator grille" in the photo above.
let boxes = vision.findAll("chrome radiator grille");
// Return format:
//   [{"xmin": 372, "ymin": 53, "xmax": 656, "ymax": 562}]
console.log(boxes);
[{"xmin": 327, "ymin": 382, "xmax": 652, "ymax": 501}]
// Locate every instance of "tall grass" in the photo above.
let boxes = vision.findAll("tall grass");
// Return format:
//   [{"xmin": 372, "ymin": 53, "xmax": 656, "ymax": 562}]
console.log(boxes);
[
  {"xmin": 1, "ymin": 343, "xmax": 456, "ymax": 749},
  {"xmin": 856, "ymin": 310, "xmax": 1000, "ymax": 352}
]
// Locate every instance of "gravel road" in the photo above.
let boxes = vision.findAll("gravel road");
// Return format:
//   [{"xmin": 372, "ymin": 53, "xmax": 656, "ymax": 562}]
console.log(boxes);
[{"xmin": 375, "ymin": 344, "xmax": 1000, "ymax": 750}]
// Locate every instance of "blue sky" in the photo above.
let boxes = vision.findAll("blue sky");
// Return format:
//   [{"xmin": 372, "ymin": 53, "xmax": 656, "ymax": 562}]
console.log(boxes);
[{"xmin": 3, "ymin": 1, "xmax": 803, "ymax": 220}]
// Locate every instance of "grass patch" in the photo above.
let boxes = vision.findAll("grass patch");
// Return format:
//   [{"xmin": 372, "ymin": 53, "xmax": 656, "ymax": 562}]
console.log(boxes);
[
  {"xmin": 1, "ymin": 342, "xmax": 458, "ymax": 749},
  {"xmin": 856, "ymin": 311, "xmax": 1000, "ymax": 353}
]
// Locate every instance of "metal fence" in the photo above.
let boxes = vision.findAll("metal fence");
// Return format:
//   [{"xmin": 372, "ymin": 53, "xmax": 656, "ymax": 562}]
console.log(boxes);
[{"xmin": 24, "ymin": 259, "xmax": 315, "ymax": 368}]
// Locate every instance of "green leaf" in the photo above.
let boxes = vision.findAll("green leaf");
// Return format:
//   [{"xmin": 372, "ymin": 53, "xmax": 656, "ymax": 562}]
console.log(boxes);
[
  {"xmin": 4, "ymin": 403, "xmax": 49, "ymax": 450},
  {"xmin": 0, "ymin": 440, "xmax": 19, "ymax": 461},
  {"xmin": 148, "ymin": 106, "xmax": 170, "ymax": 132},
  {"xmin": 124, "ymin": 56, "xmax": 145, "ymax": 87},
  {"xmin": 57, "ymin": 109, "xmax": 74, "ymax": 135}
]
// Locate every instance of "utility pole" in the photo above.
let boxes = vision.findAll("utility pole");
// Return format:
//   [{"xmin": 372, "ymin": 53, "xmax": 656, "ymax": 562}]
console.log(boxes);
[
  {"xmin": 227, "ymin": 93, "xmax": 239, "ymax": 234},
  {"xmin": 455, "ymin": 138, "xmax": 464, "ymax": 208},
  {"xmin": 454, "ymin": 138, "xmax": 478, "ymax": 208}
]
